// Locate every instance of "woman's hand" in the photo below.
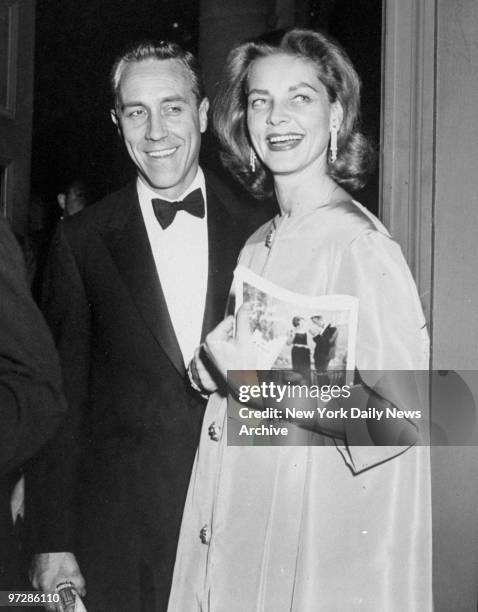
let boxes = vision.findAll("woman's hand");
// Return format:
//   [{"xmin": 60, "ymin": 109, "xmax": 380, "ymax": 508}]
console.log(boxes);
[
  {"xmin": 202, "ymin": 304, "xmax": 265, "ymax": 400},
  {"xmin": 203, "ymin": 304, "xmax": 253, "ymax": 381},
  {"xmin": 188, "ymin": 304, "xmax": 256, "ymax": 397}
]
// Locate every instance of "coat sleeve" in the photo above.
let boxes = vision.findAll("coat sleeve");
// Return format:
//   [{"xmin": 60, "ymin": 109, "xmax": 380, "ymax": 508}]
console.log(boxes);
[
  {"xmin": 25, "ymin": 222, "xmax": 91, "ymax": 553},
  {"xmin": 0, "ymin": 216, "xmax": 66, "ymax": 477},
  {"xmin": 333, "ymin": 229, "xmax": 430, "ymax": 473}
]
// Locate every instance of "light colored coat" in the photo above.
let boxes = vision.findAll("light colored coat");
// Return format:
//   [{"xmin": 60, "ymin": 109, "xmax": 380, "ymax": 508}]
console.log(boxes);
[{"xmin": 168, "ymin": 200, "xmax": 432, "ymax": 612}]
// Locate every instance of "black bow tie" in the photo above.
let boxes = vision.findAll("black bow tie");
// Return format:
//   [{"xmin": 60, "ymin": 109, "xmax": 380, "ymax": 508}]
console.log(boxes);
[{"xmin": 152, "ymin": 188, "xmax": 205, "ymax": 230}]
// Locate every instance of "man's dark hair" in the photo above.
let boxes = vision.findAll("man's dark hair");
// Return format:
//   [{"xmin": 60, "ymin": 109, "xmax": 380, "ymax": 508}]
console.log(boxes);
[{"xmin": 110, "ymin": 40, "xmax": 205, "ymax": 110}]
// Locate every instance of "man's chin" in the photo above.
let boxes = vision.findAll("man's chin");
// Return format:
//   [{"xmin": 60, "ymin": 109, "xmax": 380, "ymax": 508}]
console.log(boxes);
[
  {"xmin": 138, "ymin": 163, "xmax": 199, "ymax": 199},
  {"xmin": 138, "ymin": 173, "xmax": 183, "ymax": 195}
]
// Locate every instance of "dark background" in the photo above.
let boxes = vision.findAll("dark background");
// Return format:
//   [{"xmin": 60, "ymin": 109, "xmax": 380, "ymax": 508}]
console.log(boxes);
[{"xmin": 31, "ymin": 0, "xmax": 381, "ymax": 216}]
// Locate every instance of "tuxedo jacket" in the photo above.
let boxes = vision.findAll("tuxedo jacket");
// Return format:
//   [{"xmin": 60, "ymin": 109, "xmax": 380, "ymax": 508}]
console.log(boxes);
[
  {"xmin": 0, "ymin": 216, "xmax": 65, "ymax": 588},
  {"xmin": 313, "ymin": 324, "xmax": 338, "ymax": 371},
  {"xmin": 26, "ymin": 173, "xmax": 265, "ymax": 611}
]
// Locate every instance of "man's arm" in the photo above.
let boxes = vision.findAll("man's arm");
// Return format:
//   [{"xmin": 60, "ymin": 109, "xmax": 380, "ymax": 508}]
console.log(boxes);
[
  {"xmin": 0, "ymin": 216, "xmax": 66, "ymax": 475},
  {"xmin": 25, "ymin": 222, "xmax": 91, "ymax": 599}
]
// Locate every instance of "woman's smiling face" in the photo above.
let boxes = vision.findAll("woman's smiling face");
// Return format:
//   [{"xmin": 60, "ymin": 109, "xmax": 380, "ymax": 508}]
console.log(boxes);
[{"xmin": 246, "ymin": 53, "xmax": 339, "ymax": 178}]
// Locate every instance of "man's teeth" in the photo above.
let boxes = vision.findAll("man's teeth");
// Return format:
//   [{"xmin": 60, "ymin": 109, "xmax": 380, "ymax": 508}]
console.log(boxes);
[
  {"xmin": 268, "ymin": 135, "xmax": 302, "ymax": 143},
  {"xmin": 148, "ymin": 148, "xmax": 177, "ymax": 158}
]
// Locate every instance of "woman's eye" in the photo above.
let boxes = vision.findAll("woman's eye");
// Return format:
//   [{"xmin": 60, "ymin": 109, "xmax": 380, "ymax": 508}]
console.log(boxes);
[
  {"xmin": 250, "ymin": 98, "xmax": 267, "ymax": 109},
  {"xmin": 292, "ymin": 94, "xmax": 310, "ymax": 103}
]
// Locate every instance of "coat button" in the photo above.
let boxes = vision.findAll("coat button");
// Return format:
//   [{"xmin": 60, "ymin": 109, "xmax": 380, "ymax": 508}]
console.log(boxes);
[
  {"xmin": 200, "ymin": 524, "xmax": 210, "ymax": 545},
  {"xmin": 208, "ymin": 421, "xmax": 221, "ymax": 441}
]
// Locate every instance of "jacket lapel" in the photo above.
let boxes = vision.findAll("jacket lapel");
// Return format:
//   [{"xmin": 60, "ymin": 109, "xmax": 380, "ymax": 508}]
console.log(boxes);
[
  {"xmin": 102, "ymin": 184, "xmax": 185, "ymax": 376},
  {"xmin": 201, "ymin": 177, "xmax": 243, "ymax": 340}
]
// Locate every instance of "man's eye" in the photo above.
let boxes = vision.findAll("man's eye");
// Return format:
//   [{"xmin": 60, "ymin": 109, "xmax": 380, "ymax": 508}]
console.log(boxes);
[
  {"xmin": 127, "ymin": 109, "xmax": 146, "ymax": 118},
  {"xmin": 165, "ymin": 105, "xmax": 182, "ymax": 114}
]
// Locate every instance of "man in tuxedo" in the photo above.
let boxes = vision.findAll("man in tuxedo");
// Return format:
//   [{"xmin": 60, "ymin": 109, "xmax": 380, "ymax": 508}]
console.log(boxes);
[
  {"xmin": 27, "ymin": 41, "xmax": 262, "ymax": 611},
  {"xmin": 311, "ymin": 315, "xmax": 338, "ymax": 374},
  {"xmin": 0, "ymin": 215, "xmax": 65, "ymax": 590}
]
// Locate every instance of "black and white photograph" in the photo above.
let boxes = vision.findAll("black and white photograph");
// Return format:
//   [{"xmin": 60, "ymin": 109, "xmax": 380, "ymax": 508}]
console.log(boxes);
[
  {"xmin": 235, "ymin": 264, "xmax": 358, "ymax": 382},
  {"xmin": 1, "ymin": 1, "xmax": 477, "ymax": 611}
]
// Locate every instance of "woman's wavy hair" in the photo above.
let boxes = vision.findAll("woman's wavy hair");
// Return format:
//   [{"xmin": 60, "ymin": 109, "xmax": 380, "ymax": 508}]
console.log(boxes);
[{"xmin": 213, "ymin": 29, "xmax": 375, "ymax": 198}]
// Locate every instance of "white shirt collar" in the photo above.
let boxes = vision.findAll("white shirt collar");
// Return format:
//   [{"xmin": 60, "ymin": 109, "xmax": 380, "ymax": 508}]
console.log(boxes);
[
  {"xmin": 135, "ymin": 166, "xmax": 209, "ymax": 366},
  {"xmin": 136, "ymin": 167, "xmax": 206, "ymax": 206}
]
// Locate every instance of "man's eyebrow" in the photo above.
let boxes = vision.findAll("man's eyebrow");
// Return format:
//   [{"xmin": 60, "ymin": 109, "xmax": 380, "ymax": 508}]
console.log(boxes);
[
  {"xmin": 120, "ymin": 101, "xmax": 144, "ymax": 110},
  {"xmin": 161, "ymin": 95, "xmax": 188, "ymax": 104},
  {"xmin": 120, "ymin": 96, "xmax": 189, "ymax": 110}
]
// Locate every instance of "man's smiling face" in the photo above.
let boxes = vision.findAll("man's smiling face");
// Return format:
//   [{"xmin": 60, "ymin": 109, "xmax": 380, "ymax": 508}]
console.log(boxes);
[{"xmin": 112, "ymin": 58, "xmax": 208, "ymax": 199}]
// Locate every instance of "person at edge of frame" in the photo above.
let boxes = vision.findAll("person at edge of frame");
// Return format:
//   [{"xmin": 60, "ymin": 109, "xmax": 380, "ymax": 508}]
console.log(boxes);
[{"xmin": 0, "ymin": 213, "xmax": 66, "ymax": 596}]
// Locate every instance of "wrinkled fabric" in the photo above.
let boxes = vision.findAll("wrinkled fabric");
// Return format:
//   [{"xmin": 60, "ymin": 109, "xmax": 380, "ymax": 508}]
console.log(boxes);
[{"xmin": 168, "ymin": 200, "xmax": 432, "ymax": 612}]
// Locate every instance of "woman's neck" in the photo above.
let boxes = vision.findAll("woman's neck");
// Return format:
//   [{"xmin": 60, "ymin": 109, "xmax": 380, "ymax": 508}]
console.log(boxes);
[{"xmin": 273, "ymin": 168, "xmax": 340, "ymax": 217}]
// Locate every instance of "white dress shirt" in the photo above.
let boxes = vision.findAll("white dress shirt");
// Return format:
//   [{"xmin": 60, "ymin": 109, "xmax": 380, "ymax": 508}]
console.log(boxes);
[{"xmin": 137, "ymin": 168, "xmax": 208, "ymax": 367}]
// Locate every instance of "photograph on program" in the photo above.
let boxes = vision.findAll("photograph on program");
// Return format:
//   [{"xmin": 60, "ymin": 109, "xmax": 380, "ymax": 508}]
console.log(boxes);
[{"xmin": 235, "ymin": 265, "xmax": 358, "ymax": 385}]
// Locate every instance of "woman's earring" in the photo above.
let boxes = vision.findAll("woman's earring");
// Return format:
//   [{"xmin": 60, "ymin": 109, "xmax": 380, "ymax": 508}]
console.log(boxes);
[
  {"xmin": 329, "ymin": 119, "xmax": 338, "ymax": 163},
  {"xmin": 249, "ymin": 147, "xmax": 257, "ymax": 172}
]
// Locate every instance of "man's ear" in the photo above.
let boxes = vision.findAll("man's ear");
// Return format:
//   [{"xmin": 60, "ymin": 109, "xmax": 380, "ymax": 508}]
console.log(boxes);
[
  {"xmin": 110, "ymin": 109, "xmax": 121, "ymax": 135},
  {"xmin": 198, "ymin": 98, "xmax": 209, "ymax": 134},
  {"xmin": 57, "ymin": 193, "xmax": 66, "ymax": 210}
]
